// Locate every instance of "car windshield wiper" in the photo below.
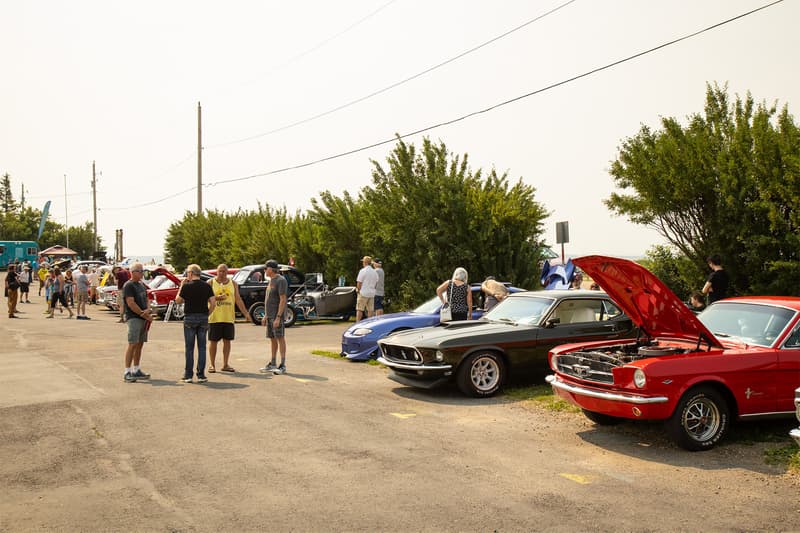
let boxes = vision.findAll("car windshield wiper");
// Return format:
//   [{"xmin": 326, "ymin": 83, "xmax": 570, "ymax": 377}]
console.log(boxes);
[{"xmin": 713, "ymin": 331, "xmax": 731, "ymax": 337}]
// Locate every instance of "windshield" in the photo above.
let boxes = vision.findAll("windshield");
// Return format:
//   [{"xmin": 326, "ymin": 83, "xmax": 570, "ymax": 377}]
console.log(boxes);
[
  {"xmin": 700, "ymin": 302, "xmax": 796, "ymax": 347},
  {"xmin": 414, "ymin": 295, "xmax": 444, "ymax": 314},
  {"xmin": 232, "ymin": 270, "xmax": 250, "ymax": 284},
  {"xmin": 484, "ymin": 295, "xmax": 555, "ymax": 325}
]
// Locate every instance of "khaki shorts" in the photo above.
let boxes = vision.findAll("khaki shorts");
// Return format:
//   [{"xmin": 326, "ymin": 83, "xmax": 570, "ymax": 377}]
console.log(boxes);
[
  {"xmin": 77, "ymin": 291, "xmax": 89, "ymax": 304},
  {"xmin": 356, "ymin": 294, "xmax": 374, "ymax": 314},
  {"xmin": 127, "ymin": 317, "xmax": 149, "ymax": 344}
]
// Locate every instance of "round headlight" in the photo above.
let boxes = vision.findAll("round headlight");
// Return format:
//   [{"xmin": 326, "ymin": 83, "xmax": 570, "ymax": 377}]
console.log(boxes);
[
  {"xmin": 633, "ymin": 368, "xmax": 646, "ymax": 388},
  {"xmin": 352, "ymin": 327, "xmax": 373, "ymax": 336},
  {"xmin": 435, "ymin": 350, "xmax": 444, "ymax": 362}
]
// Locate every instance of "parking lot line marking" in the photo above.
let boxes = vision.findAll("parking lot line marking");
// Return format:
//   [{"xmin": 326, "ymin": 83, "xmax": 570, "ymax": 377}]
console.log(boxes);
[
  {"xmin": 559, "ymin": 473, "xmax": 591, "ymax": 485},
  {"xmin": 390, "ymin": 413, "xmax": 417, "ymax": 419}
]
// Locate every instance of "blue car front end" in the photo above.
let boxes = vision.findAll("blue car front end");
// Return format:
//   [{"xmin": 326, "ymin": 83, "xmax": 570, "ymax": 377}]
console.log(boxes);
[{"xmin": 341, "ymin": 312, "xmax": 438, "ymax": 361}]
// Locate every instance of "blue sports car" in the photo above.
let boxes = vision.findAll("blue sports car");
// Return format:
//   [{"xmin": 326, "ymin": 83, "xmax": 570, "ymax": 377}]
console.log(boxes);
[{"xmin": 341, "ymin": 284, "xmax": 523, "ymax": 361}]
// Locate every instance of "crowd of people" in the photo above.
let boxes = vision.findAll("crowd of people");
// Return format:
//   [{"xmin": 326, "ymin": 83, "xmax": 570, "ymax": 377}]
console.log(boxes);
[{"xmin": 3, "ymin": 252, "xmax": 731, "ymax": 385}]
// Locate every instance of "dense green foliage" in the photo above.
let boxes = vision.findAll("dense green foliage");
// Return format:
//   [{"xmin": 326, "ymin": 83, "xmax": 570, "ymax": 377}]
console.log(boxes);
[
  {"xmin": 165, "ymin": 138, "xmax": 549, "ymax": 308},
  {"xmin": 606, "ymin": 83, "xmax": 800, "ymax": 296},
  {"xmin": 0, "ymin": 173, "xmax": 102, "ymax": 258}
]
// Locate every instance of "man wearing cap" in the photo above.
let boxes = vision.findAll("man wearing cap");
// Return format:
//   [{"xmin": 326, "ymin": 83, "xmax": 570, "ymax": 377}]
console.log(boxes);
[
  {"xmin": 18, "ymin": 264, "xmax": 32, "ymax": 303},
  {"xmin": 372, "ymin": 258, "xmax": 385, "ymax": 316},
  {"xmin": 259, "ymin": 260, "xmax": 288, "ymax": 374},
  {"xmin": 356, "ymin": 255, "xmax": 379, "ymax": 322},
  {"xmin": 5, "ymin": 264, "xmax": 20, "ymax": 318}
]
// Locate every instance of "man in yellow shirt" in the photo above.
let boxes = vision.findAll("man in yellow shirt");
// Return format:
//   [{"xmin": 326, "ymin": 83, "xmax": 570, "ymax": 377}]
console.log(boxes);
[
  {"xmin": 207, "ymin": 264, "xmax": 251, "ymax": 373},
  {"xmin": 37, "ymin": 264, "xmax": 48, "ymax": 296}
]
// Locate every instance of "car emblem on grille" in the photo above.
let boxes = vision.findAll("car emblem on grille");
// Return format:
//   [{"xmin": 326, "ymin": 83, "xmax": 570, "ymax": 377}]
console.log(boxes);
[{"xmin": 573, "ymin": 364, "xmax": 590, "ymax": 377}]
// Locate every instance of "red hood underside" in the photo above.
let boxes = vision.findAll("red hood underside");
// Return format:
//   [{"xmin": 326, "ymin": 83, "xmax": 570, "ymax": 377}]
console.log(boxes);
[{"xmin": 574, "ymin": 255, "xmax": 722, "ymax": 349}]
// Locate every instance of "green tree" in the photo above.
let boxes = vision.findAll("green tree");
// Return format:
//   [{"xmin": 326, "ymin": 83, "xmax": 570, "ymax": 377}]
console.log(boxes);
[
  {"xmin": 606, "ymin": 83, "xmax": 800, "ymax": 295},
  {"xmin": 361, "ymin": 137, "xmax": 548, "ymax": 307},
  {"xmin": 0, "ymin": 173, "xmax": 17, "ymax": 214}
]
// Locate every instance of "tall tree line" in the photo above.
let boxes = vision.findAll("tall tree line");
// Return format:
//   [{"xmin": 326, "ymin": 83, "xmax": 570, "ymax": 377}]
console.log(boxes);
[{"xmin": 165, "ymin": 138, "xmax": 550, "ymax": 308}]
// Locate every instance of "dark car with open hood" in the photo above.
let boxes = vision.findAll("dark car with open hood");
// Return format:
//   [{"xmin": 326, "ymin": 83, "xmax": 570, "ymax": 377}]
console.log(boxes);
[
  {"xmin": 377, "ymin": 290, "xmax": 637, "ymax": 397},
  {"xmin": 547, "ymin": 255, "xmax": 800, "ymax": 451}
]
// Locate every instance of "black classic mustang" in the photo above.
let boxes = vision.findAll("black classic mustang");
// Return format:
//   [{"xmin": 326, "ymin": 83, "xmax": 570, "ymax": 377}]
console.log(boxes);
[{"xmin": 377, "ymin": 290, "xmax": 637, "ymax": 397}]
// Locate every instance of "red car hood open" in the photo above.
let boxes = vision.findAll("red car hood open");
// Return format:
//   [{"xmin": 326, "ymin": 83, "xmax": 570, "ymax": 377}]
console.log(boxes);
[{"xmin": 574, "ymin": 255, "xmax": 722, "ymax": 348}]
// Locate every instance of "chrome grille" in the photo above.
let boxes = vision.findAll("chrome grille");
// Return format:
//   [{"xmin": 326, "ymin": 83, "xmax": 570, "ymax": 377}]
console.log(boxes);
[
  {"xmin": 554, "ymin": 352, "xmax": 616, "ymax": 384},
  {"xmin": 380, "ymin": 343, "xmax": 423, "ymax": 364}
]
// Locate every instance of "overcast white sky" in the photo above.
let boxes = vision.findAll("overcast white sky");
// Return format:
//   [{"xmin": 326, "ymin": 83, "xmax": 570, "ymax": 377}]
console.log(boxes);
[{"xmin": 1, "ymin": 0, "xmax": 797, "ymax": 261}]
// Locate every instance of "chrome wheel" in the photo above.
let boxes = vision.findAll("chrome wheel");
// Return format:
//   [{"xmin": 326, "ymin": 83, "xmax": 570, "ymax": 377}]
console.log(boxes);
[
  {"xmin": 471, "ymin": 357, "xmax": 500, "ymax": 392},
  {"xmin": 682, "ymin": 396, "xmax": 721, "ymax": 443},
  {"xmin": 457, "ymin": 352, "xmax": 505, "ymax": 397}
]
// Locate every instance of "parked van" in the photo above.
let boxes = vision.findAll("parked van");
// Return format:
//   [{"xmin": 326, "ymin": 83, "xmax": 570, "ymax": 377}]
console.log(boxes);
[{"xmin": 0, "ymin": 241, "xmax": 39, "ymax": 270}]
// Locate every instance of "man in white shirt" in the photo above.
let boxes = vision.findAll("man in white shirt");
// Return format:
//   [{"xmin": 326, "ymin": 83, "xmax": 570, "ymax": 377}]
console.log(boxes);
[{"xmin": 355, "ymin": 255, "xmax": 379, "ymax": 321}]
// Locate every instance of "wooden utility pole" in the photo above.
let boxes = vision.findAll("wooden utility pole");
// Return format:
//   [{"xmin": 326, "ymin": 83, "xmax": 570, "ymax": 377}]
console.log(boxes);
[
  {"xmin": 197, "ymin": 101, "xmax": 202, "ymax": 214},
  {"xmin": 92, "ymin": 161, "xmax": 98, "ymax": 256}
]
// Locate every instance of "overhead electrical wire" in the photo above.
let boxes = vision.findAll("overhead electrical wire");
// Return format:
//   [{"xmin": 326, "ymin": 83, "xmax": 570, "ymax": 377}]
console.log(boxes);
[
  {"xmin": 208, "ymin": 0, "xmax": 578, "ymax": 149},
  {"xmin": 102, "ymin": 0, "xmax": 784, "ymax": 211}
]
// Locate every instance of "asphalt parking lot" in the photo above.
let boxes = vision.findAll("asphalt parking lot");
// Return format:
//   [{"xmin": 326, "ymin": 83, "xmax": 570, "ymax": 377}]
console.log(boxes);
[{"xmin": 1, "ymin": 297, "xmax": 798, "ymax": 532}]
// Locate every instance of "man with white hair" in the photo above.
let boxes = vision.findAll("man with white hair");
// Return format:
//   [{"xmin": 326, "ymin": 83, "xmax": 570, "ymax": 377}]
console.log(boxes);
[
  {"xmin": 121, "ymin": 262, "xmax": 153, "ymax": 383},
  {"xmin": 355, "ymin": 255, "xmax": 378, "ymax": 321}
]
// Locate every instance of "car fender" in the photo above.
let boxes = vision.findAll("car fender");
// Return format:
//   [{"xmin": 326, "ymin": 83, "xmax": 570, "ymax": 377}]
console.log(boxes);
[{"xmin": 455, "ymin": 345, "xmax": 509, "ymax": 371}]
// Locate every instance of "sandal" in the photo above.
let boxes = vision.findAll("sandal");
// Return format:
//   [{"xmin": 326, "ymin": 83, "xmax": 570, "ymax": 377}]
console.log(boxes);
[
  {"xmin": 221, "ymin": 366, "xmax": 235, "ymax": 373},
  {"xmin": 208, "ymin": 367, "xmax": 216, "ymax": 373}
]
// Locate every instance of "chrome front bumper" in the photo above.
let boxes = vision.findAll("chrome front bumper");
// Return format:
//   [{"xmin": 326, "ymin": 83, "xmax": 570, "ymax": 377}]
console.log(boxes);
[
  {"xmin": 546, "ymin": 375, "xmax": 669, "ymax": 405},
  {"xmin": 377, "ymin": 357, "xmax": 452, "ymax": 372}
]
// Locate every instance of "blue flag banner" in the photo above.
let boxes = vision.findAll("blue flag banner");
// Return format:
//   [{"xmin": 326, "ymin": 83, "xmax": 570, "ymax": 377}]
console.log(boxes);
[{"xmin": 37, "ymin": 201, "xmax": 50, "ymax": 241}]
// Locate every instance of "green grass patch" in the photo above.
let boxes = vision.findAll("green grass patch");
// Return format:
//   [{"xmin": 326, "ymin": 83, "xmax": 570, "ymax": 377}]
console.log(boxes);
[
  {"xmin": 503, "ymin": 384, "xmax": 581, "ymax": 413},
  {"xmin": 311, "ymin": 350, "xmax": 341, "ymax": 359},
  {"xmin": 311, "ymin": 349, "xmax": 384, "ymax": 367},
  {"xmin": 764, "ymin": 444, "xmax": 800, "ymax": 473}
]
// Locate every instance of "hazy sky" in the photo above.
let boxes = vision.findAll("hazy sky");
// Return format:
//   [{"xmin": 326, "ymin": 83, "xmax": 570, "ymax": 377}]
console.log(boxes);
[{"xmin": 2, "ymin": 0, "xmax": 797, "ymax": 260}]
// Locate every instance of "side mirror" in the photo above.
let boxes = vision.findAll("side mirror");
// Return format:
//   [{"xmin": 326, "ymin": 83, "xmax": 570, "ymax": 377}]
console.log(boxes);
[{"xmin": 545, "ymin": 317, "xmax": 561, "ymax": 328}]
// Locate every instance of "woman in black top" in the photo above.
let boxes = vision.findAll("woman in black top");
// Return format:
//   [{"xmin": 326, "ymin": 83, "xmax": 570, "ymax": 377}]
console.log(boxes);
[{"xmin": 436, "ymin": 267, "xmax": 473, "ymax": 321}]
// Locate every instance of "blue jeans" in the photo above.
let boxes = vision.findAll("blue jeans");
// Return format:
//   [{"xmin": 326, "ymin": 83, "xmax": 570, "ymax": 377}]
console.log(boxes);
[{"xmin": 183, "ymin": 313, "xmax": 208, "ymax": 377}]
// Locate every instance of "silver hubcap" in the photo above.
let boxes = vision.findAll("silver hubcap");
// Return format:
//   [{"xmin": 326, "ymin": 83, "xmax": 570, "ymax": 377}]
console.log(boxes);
[
  {"xmin": 470, "ymin": 357, "xmax": 499, "ymax": 392},
  {"xmin": 683, "ymin": 397, "xmax": 720, "ymax": 442}
]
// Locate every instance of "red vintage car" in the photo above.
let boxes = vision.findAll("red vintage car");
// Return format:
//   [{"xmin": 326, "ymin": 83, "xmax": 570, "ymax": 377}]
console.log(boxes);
[{"xmin": 547, "ymin": 255, "xmax": 800, "ymax": 451}]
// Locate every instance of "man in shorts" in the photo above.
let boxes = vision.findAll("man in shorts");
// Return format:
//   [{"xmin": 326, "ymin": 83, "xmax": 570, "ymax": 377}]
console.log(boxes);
[
  {"xmin": 355, "ymin": 255, "xmax": 378, "ymax": 321},
  {"xmin": 75, "ymin": 264, "xmax": 91, "ymax": 320},
  {"xmin": 372, "ymin": 258, "xmax": 385, "ymax": 316},
  {"xmin": 122, "ymin": 262, "xmax": 152, "ymax": 383},
  {"xmin": 207, "ymin": 264, "xmax": 251, "ymax": 373},
  {"xmin": 259, "ymin": 260, "xmax": 288, "ymax": 375}
]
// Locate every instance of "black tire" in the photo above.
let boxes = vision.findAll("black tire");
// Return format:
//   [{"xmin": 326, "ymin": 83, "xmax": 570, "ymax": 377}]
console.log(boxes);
[
  {"xmin": 248, "ymin": 302, "xmax": 265, "ymax": 325},
  {"xmin": 665, "ymin": 386, "xmax": 729, "ymax": 451},
  {"xmin": 582, "ymin": 409, "xmax": 623, "ymax": 426},
  {"xmin": 284, "ymin": 305, "xmax": 297, "ymax": 328},
  {"xmin": 456, "ymin": 351, "xmax": 505, "ymax": 397}
]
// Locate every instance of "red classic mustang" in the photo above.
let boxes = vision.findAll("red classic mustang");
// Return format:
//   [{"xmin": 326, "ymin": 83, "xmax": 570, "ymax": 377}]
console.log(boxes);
[{"xmin": 547, "ymin": 255, "xmax": 800, "ymax": 451}]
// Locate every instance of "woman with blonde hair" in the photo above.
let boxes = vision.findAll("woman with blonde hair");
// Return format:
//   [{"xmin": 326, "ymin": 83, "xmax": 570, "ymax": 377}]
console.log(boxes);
[{"xmin": 436, "ymin": 267, "xmax": 472, "ymax": 321}]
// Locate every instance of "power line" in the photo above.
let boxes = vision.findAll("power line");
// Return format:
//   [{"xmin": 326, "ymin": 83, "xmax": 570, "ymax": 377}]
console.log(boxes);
[
  {"xmin": 98, "ymin": 0, "xmax": 785, "ymax": 211},
  {"xmin": 207, "ymin": 0, "xmax": 578, "ymax": 149}
]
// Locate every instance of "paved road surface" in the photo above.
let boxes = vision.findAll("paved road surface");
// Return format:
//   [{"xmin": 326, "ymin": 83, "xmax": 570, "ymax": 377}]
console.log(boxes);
[{"xmin": 1, "ymin": 297, "xmax": 798, "ymax": 531}]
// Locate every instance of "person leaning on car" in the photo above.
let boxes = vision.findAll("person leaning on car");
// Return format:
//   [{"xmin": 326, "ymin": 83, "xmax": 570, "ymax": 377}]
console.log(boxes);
[{"xmin": 481, "ymin": 276, "xmax": 509, "ymax": 312}]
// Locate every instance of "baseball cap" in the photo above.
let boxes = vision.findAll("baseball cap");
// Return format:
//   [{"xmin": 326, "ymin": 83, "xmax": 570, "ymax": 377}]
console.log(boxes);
[
  {"xmin": 373, "ymin": 258, "xmax": 382, "ymax": 265},
  {"xmin": 265, "ymin": 259, "xmax": 279, "ymax": 270}
]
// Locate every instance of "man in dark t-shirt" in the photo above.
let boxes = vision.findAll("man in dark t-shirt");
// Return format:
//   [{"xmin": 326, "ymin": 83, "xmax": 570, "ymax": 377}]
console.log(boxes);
[
  {"xmin": 122, "ymin": 263, "xmax": 153, "ymax": 383},
  {"xmin": 702, "ymin": 254, "xmax": 729, "ymax": 304},
  {"xmin": 259, "ymin": 260, "xmax": 288, "ymax": 375},
  {"xmin": 176, "ymin": 264, "xmax": 215, "ymax": 383}
]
